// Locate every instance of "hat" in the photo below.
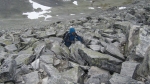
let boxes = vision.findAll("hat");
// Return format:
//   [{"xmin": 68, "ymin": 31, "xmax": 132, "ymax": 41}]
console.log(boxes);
[{"xmin": 69, "ymin": 28, "xmax": 75, "ymax": 33}]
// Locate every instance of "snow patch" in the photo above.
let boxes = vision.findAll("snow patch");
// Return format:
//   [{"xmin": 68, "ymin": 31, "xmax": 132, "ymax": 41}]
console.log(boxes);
[
  {"xmin": 80, "ymin": 13, "xmax": 84, "ymax": 14},
  {"xmin": 29, "ymin": 0, "xmax": 51, "ymax": 11},
  {"xmin": 70, "ymin": 14, "xmax": 75, "ymax": 15},
  {"xmin": 88, "ymin": 7, "xmax": 95, "ymax": 9},
  {"xmin": 23, "ymin": 0, "xmax": 52, "ymax": 20},
  {"xmin": 119, "ymin": 7, "xmax": 126, "ymax": 10},
  {"xmin": 73, "ymin": 1, "xmax": 78, "ymax": 5},
  {"xmin": 97, "ymin": 7, "xmax": 101, "ymax": 8}
]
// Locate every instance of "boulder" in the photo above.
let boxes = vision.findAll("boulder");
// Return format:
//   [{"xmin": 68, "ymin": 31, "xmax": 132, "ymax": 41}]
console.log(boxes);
[
  {"xmin": 79, "ymin": 47, "xmax": 122, "ymax": 65},
  {"xmin": 31, "ymin": 59, "xmax": 40, "ymax": 70},
  {"xmin": 15, "ymin": 54, "xmax": 35, "ymax": 67},
  {"xmin": 125, "ymin": 13, "xmax": 137, "ymax": 22},
  {"xmin": 120, "ymin": 61, "xmax": 139, "ymax": 77},
  {"xmin": 85, "ymin": 66, "xmax": 110, "ymax": 84},
  {"xmin": 88, "ymin": 45, "xmax": 101, "ymax": 51},
  {"xmin": 113, "ymin": 21, "xmax": 131, "ymax": 34},
  {"xmin": 40, "ymin": 55, "xmax": 53, "ymax": 64},
  {"xmin": 0, "ymin": 59, "xmax": 16, "ymax": 83},
  {"xmin": 90, "ymin": 39, "xmax": 100, "ymax": 45},
  {"xmin": 56, "ymin": 30, "xmax": 65, "ymax": 37},
  {"xmin": 45, "ymin": 28, "xmax": 56, "ymax": 36},
  {"xmin": 136, "ymin": 46, "xmax": 150, "ymax": 77},
  {"xmin": 51, "ymin": 41, "xmax": 61, "ymax": 55},
  {"xmin": 42, "ymin": 77, "xmax": 49, "ymax": 84},
  {"xmin": 33, "ymin": 42, "xmax": 46, "ymax": 58},
  {"xmin": 100, "ymin": 60, "xmax": 121, "ymax": 73},
  {"xmin": 109, "ymin": 73, "xmax": 138, "ymax": 84},
  {"xmin": 136, "ymin": 25, "xmax": 150, "ymax": 57},
  {"xmin": 69, "ymin": 42, "xmax": 86, "ymax": 65},
  {"xmin": 54, "ymin": 59, "xmax": 72, "ymax": 72},
  {"xmin": 61, "ymin": 66, "xmax": 85, "ymax": 84},
  {"xmin": 60, "ymin": 44, "xmax": 70, "ymax": 59},
  {"xmin": 105, "ymin": 43, "xmax": 125, "ymax": 60},
  {"xmin": 23, "ymin": 71, "xmax": 39, "ymax": 84},
  {"xmin": 18, "ymin": 47, "xmax": 33, "ymax": 55},
  {"xmin": 78, "ymin": 47, "xmax": 122, "ymax": 73},
  {"xmin": 20, "ymin": 64, "xmax": 32, "ymax": 74},
  {"xmin": 5, "ymin": 44, "xmax": 17, "ymax": 52},
  {"xmin": 40, "ymin": 63, "xmax": 59, "ymax": 78}
]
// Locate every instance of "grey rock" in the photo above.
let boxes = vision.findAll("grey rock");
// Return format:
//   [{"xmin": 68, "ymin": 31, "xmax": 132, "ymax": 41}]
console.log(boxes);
[
  {"xmin": 85, "ymin": 66, "xmax": 110, "ymax": 84},
  {"xmin": 109, "ymin": 73, "xmax": 138, "ymax": 84},
  {"xmin": 0, "ymin": 38, "xmax": 12, "ymax": 46},
  {"xmin": 51, "ymin": 41, "xmax": 61, "ymax": 55},
  {"xmin": 33, "ymin": 42, "xmax": 46, "ymax": 58},
  {"xmin": 5, "ymin": 44, "xmax": 17, "ymax": 52},
  {"xmin": 88, "ymin": 66, "xmax": 110, "ymax": 77},
  {"xmin": 0, "ymin": 59, "xmax": 16, "ymax": 82},
  {"xmin": 125, "ymin": 13, "xmax": 137, "ymax": 22},
  {"xmin": 40, "ymin": 55, "xmax": 53, "ymax": 64},
  {"xmin": 127, "ymin": 25, "xmax": 140, "ymax": 60},
  {"xmin": 117, "ymin": 33, "xmax": 126, "ymax": 44},
  {"xmin": 78, "ymin": 47, "xmax": 122, "ymax": 66},
  {"xmin": 31, "ymin": 59, "xmax": 40, "ymax": 70},
  {"xmin": 105, "ymin": 43, "xmax": 125, "ymax": 60},
  {"xmin": 90, "ymin": 39, "xmax": 100, "ymax": 45},
  {"xmin": 23, "ymin": 71, "xmax": 39, "ymax": 84},
  {"xmin": 15, "ymin": 54, "xmax": 35, "ymax": 67},
  {"xmin": 136, "ymin": 46, "xmax": 150, "ymax": 77},
  {"xmin": 54, "ymin": 59, "xmax": 72, "ymax": 72},
  {"xmin": 49, "ymin": 37, "xmax": 62, "ymax": 43},
  {"xmin": 103, "ymin": 29, "xmax": 114, "ymax": 34},
  {"xmin": 114, "ymin": 21, "xmax": 131, "ymax": 33},
  {"xmin": 120, "ymin": 61, "xmax": 139, "ymax": 77},
  {"xmin": 0, "ymin": 45, "xmax": 5, "ymax": 53},
  {"xmin": 100, "ymin": 60, "xmax": 121, "ymax": 73},
  {"xmin": 46, "ymin": 28, "xmax": 56, "ymax": 36},
  {"xmin": 56, "ymin": 30, "xmax": 66, "ymax": 37},
  {"xmin": 20, "ymin": 64, "xmax": 32, "ymax": 74},
  {"xmin": 83, "ymin": 23, "xmax": 92, "ymax": 28},
  {"xmin": 40, "ymin": 62, "xmax": 59, "ymax": 77},
  {"xmin": 60, "ymin": 44, "xmax": 70, "ymax": 59},
  {"xmin": 89, "ymin": 45, "xmax": 101, "ymax": 51},
  {"xmin": 69, "ymin": 42, "xmax": 86, "ymax": 65},
  {"xmin": 53, "ymin": 59, "xmax": 61, "ymax": 66},
  {"xmin": 136, "ymin": 25, "xmax": 150, "ymax": 57},
  {"xmin": 61, "ymin": 66, "xmax": 85, "ymax": 84},
  {"xmin": 18, "ymin": 47, "xmax": 33, "ymax": 55},
  {"xmin": 36, "ymin": 28, "xmax": 56, "ymax": 38},
  {"xmin": 23, "ymin": 29, "xmax": 32, "ymax": 35}
]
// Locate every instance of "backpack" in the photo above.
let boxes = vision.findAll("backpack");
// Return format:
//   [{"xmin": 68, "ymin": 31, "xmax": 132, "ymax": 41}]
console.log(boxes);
[{"xmin": 63, "ymin": 31, "xmax": 69, "ymax": 40}]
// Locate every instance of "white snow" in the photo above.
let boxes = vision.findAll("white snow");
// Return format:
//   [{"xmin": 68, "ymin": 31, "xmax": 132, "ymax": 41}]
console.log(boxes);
[
  {"xmin": 97, "ymin": 7, "xmax": 101, "ymax": 8},
  {"xmin": 70, "ymin": 14, "xmax": 75, "ymax": 15},
  {"xmin": 29, "ymin": 0, "xmax": 51, "ymax": 11},
  {"xmin": 119, "ymin": 7, "xmax": 126, "ymax": 10},
  {"xmin": 23, "ymin": 0, "xmax": 52, "ymax": 20},
  {"xmin": 80, "ymin": 13, "xmax": 84, "ymax": 14},
  {"xmin": 73, "ymin": 1, "xmax": 78, "ymax": 5},
  {"xmin": 88, "ymin": 7, "xmax": 95, "ymax": 9}
]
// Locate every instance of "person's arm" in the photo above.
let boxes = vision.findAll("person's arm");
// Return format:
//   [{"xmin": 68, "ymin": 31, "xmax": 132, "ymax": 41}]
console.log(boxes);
[{"xmin": 75, "ymin": 34, "xmax": 84, "ymax": 43}]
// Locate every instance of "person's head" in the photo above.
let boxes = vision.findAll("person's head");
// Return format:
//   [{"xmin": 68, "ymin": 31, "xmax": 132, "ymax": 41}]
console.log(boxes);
[{"xmin": 69, "ymin": 28, "xmax": 76, "ymax": 35}]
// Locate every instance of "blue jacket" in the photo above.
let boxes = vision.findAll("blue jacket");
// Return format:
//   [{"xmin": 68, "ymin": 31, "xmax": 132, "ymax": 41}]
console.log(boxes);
[
  {"xmin": 63, "ymin": 32, "xmax": 83, "ymax": 47},
  {"xmin": 62, "ymin": 28, "xmax": 83, "ymax": 47}
]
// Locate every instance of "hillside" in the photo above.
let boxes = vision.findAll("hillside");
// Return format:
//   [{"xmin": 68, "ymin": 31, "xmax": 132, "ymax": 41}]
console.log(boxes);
[{"xmin": 0, "ymin": 0, "xmax": 150, "ymax": 84}]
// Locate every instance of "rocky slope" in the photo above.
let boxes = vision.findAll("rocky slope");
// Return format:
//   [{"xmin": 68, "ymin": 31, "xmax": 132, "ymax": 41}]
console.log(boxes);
[{"xmin": 0, "ymin": 0, "xmax": 150, "ymax": 84}]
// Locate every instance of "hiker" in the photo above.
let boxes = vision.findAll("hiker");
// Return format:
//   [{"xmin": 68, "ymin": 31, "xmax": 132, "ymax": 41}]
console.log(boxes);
[{"xmin": 62, "ymin": 28, "xmax": 84, "ymax": 47}]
